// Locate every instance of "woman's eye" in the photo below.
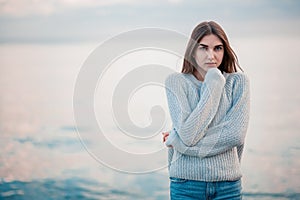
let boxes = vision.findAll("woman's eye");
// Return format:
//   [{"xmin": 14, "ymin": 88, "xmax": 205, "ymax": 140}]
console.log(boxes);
[
  {"xmin": 215, "ymin": 46, "xmax": 223, "ymax": 51},
  {"xmin": 199, "ymin": 46, "xmax": 207, "ymax": 51}
]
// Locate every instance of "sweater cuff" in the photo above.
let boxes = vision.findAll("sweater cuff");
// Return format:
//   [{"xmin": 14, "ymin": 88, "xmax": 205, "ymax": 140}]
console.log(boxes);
[{"xmin": 205, "ymin": 68, "xmax": 226, "ymax": 87}]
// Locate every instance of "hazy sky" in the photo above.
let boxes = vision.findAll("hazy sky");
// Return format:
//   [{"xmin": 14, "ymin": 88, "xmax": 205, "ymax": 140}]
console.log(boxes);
[{"xmin": 0, "ymin": 0, "xmax": 300, "ymax": 43}]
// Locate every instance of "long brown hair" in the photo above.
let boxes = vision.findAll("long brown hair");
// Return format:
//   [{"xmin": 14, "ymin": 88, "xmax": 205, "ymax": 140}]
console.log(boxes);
[{"xmin": 182, "ymin": 21, "xmax": 242, "ymax": 74}]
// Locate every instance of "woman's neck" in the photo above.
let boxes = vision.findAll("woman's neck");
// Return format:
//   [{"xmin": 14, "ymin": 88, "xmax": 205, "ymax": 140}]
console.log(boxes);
[{"xmin": 193, "ymin": 68, "xmax": 206, "ymax": 82}]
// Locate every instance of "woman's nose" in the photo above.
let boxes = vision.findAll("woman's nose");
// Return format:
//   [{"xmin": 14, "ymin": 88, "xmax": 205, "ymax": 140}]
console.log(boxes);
[{"xmin": 206, "ymin": 49, "xmax": 214, "ymax": 59}]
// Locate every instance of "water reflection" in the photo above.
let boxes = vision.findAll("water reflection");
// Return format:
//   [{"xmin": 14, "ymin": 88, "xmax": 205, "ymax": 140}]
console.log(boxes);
[{"xmin": 0, "ymin": 177, "xmax": 142, "ymax": 199}]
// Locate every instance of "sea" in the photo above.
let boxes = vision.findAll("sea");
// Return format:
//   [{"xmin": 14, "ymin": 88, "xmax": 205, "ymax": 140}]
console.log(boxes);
[{"xmin": 0, "ymin": 36, "xmax": 299, "ymax": 199}]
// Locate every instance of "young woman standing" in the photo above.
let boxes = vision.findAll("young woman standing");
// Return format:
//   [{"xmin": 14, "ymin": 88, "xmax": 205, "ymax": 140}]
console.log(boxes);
[{"xmin": 163, "ymin": 21, "xmax": 250, "ymax": 200}]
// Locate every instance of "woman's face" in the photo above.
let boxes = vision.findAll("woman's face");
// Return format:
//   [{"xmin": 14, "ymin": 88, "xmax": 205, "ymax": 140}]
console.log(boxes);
[{"xmin": 193, "ymin": 34, "xmax": 224, "ymax": 72}]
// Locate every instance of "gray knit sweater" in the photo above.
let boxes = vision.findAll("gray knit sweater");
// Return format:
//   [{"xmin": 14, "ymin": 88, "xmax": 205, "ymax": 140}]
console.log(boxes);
[{"xmin": 165, "ymin": 68, "xmax": 250, "ymax": 182}]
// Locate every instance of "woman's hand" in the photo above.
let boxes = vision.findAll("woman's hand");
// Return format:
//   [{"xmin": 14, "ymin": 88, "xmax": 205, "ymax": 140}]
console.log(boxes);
[{"xmin": 162, "ymin": 132, "xmax": 173, "ymax": 147}]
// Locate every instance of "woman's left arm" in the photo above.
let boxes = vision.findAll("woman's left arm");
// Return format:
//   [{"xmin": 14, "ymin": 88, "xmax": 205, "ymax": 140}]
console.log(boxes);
[{"xmin": 166, "ymin": 73, "xmax": 250, "ymax": 157}]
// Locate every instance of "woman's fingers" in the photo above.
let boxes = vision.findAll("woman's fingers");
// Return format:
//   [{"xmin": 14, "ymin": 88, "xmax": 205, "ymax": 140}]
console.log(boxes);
[
  {"xmin": 162, "ymin": 132, "xmax": 173, "ymax": 148},
  {"xmin": 162, "ymin": 132, "xmax": 170, "ymax": 142}
]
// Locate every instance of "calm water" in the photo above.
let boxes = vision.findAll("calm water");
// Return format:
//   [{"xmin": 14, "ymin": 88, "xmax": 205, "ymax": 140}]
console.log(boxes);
[{"xmin": 0, "ymin": 37, "xmax": 300, "ymax": 199}]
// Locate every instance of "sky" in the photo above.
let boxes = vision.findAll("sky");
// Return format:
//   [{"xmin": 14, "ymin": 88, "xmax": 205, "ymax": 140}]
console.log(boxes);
[{"xmin": 0, "ymin": 0, "xmax": 300, "ymax": 43}]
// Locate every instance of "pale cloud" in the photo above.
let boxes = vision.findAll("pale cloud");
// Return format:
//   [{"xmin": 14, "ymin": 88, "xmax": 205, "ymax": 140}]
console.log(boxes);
[
  {"xmin": 0, "ymin": 0, "xmax": 133, "ymax": 16},
  {"xmin": 0, "ymin": 0, "xmax": 57, "ymax": 16},
  {"xmin": 0, "ymin": 0, "xmax": 181, "ymax": 17},
  {"xmin": 167, "ymin": 0, "xmax": 183, "ymax": 4}
]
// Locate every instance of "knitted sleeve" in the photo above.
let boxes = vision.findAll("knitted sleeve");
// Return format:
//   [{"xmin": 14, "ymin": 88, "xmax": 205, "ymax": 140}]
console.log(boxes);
[
  {"xmin": 166, "ymin": 73, "xmax": 250, "ymax": 158},
  {"xmin": 165, "ymin": 68, "xmax": 225, "ymax": 146}
]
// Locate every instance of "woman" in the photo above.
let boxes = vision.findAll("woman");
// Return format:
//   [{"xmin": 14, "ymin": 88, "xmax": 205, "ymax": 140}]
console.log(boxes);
[{"xmin": 163, "ymin": 21, "xmax": 250, "ymax": 199}]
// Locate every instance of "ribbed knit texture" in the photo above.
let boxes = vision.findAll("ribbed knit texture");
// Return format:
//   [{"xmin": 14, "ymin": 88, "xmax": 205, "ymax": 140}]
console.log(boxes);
[{"xmin": 165, "ymin": 68, "xmax": 250, "ymax": 182}]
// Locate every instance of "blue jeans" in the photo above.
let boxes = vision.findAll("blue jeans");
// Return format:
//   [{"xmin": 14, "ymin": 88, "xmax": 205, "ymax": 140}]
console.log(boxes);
[{"xmin": 170, "ymin": 177, "xmax": 242, "ymax": 200}]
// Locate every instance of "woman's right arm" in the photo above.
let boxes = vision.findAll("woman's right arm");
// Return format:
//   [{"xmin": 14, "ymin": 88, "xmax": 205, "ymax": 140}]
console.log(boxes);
[{"xmin": 165, "ymin": 68, "xmax": 225, "ymax": 146}]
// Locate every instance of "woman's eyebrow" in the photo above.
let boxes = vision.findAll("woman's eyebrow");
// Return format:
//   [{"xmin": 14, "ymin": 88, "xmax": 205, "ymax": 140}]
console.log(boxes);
[{"xmin": 199, "ymin": 44, "xmax": 208, "ymax": 47}]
